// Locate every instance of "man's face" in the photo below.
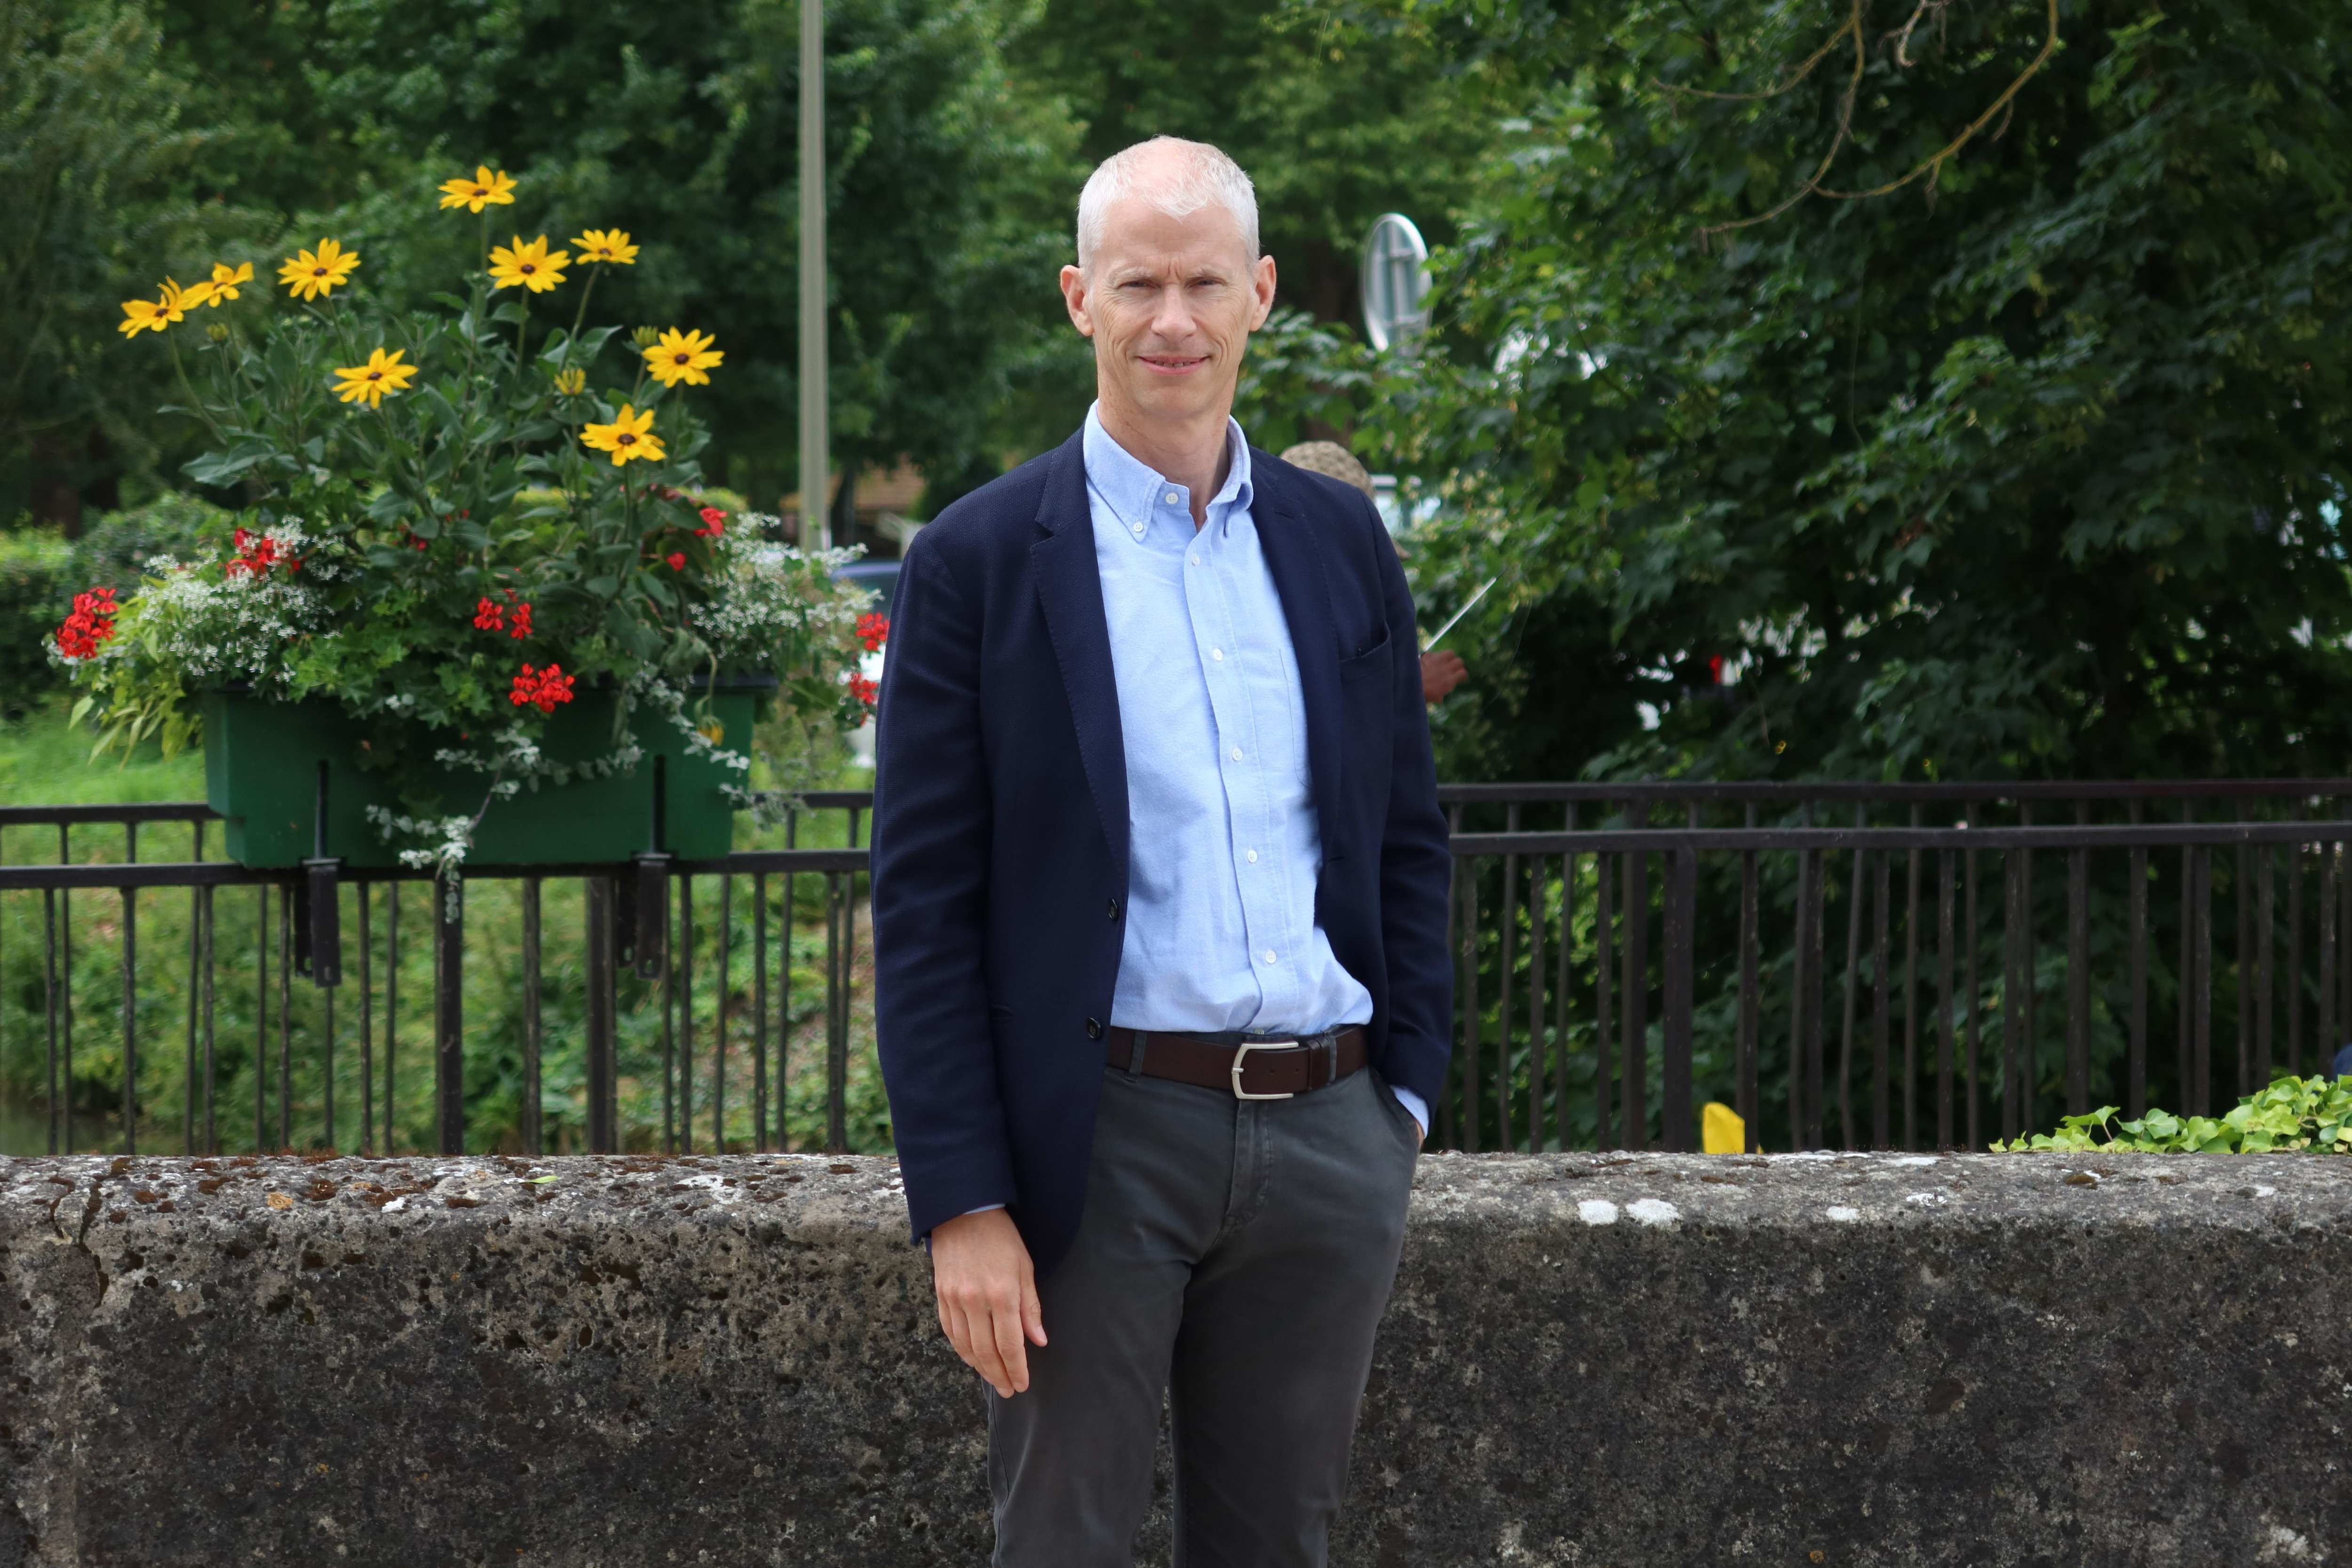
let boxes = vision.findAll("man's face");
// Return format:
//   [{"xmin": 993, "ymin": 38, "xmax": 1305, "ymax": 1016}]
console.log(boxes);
[{"xmin": 1059, "ymin": 195, "xmax": 1277, "ymax": 432}]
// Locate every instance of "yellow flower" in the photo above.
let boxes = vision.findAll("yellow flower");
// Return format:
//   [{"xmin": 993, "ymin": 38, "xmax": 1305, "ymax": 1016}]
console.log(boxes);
[
  {"xmin": 489, "ymin": 234, "xmax": 571, "ymax": 294},
  {"xmin": 205, "ymin": 261, "xmax": 254, "ymax": 304},
  {"xmin": 643, "ymin": 327, "xmax": 723, "ymax": 388},
  {"xmin": 119, "ymin": 295, "xmax": 169, "ymax": 337},
  {"xmin": 278, "ymin": 239, "xmax": 360, "ymax": 302},
  {"xmin": 571, "ymin": 229, "xmax": 639, "ymax": 266},
  {"xmin": 552, "ymin": 366, "xmax": 587, "ymax": 395},
  {"xmin": 580, "ymin": 404, "xmax": 665, "ymax": 467},
  {"xmin": 330, "ymin": 347, "xmax": 419, "ymax": 409},
  {"xmin": 438, "ymin": 166, "xmax": 518, "ymax": 214}
]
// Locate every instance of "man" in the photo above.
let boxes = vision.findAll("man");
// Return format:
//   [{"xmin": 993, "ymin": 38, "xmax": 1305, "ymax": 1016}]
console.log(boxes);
[
  {"xmin": 1277, "ymin": 440, "xmax": 1470, "ymax": 706},
  {"xmin": 870, "ymin": 135, "xmax": 1453, "ymax": 1567}
]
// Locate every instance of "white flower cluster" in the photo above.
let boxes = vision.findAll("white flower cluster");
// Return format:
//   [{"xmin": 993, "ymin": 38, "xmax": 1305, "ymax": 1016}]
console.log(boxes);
[
  {"xmin": 364, "ymin": 804, "xmax": 477, "ymax": 889},
  {"xmin": 433, "ymin": 724, "xmax": 645, "ymax": 792},
  {"xmin": 693, "ymin": 535, "xmax": 863, "ymax": 669},
  {"xmin": 633, "ymin": 672, "xmax": 753, "ymax": 775},
  {"xmin": 113, "ymin": 544, "xmax": 331, "ymax": 690}
]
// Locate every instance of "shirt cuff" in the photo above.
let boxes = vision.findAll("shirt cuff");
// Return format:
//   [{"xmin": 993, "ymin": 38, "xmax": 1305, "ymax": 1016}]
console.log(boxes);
[{"xmin": 1391, "ymin": 1085, "xmax": 1428, "ymax": 1137}]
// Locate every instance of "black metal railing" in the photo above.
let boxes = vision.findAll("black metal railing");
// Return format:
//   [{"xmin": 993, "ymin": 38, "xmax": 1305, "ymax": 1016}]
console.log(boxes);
[
  {"xmin": 6, "ymin": 780, "xmax": 2352, "ymax": 1157},
  {"xmin": 0, "ymin": 795, "xmax": 873, "ymax": 1157}
]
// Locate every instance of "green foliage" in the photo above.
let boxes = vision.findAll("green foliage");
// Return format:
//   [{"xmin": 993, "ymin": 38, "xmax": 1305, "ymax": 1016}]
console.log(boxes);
[
  {"xmin": 1301, "ymin": 0, "xmax": 2352, "ymax": 786},
  {"xmin": 0, "ymin": 0, "xmax": 264, "ymax": 525},
  {"xmin": 1994, "ymin": 1075, "xmax": 2352, "ymax": 1154},
  {"xmin": 0, "ymin": 531, "xmax": 70, "ymax": 715}
]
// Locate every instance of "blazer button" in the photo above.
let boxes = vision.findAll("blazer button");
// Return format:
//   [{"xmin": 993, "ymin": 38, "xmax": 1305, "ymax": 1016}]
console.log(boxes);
[
  {"xmin": 1085, "ymin": 1018, "xmax": 1104, "ymax": 1040},
  {"xmin": 1107, "ymin": 898, "xmax": 1121, "ymax": 921}
]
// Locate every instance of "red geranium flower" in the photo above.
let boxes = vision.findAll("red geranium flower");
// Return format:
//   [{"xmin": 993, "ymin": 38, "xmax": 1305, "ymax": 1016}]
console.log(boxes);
[
  {"xmin": 509, "ymin": 601, "xmax": 533, "ymax": 639},
  {"xmin": 856, "ymin": 613, "xmax": 889, "ymax": 652},
  {"xmin": 472, "ymin": 597, "xmax": 504, "ymax": 632},
  {"xmin": 696, "ymin": 506, "xmax": 726, "ymax": 538},
  {"xmin": 53, "ymin": 587, "xmax": 118, "ymax": 660},
  {"xmin": 666, "ymin": 551, "xmax": 686, "ymax": 572},
  {"xmin": 847, "ymin": 672, "xmax": 879, "ymax": 706},
  {"xmin": 509, "ymin": 662, "xmax": 577, "ymax": 714},
  {"xmin": 226, "ymin": 528, "xmax": 281, "ymax": 579}
]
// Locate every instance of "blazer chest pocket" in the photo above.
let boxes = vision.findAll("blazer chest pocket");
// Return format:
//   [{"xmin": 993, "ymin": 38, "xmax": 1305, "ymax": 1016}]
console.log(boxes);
[{"xmin": 1337, "ymin": 623, "xmax": 1391, "ymax": 680}]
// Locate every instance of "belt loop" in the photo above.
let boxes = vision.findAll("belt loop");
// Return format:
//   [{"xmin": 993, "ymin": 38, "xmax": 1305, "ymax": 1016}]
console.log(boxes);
[
  {"xmin": 1323, "ymin": 1033, "xmax": 1338, "ymax": 1089},
  {"xmin": 1127, "ymin": 1031, "xmax": 1148, "ymax": 1077}
]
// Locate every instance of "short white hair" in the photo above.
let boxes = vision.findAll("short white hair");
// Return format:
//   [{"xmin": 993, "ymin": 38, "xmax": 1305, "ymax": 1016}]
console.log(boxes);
[{"xmin": 1075, "ymin": 136, "xmax": 1260, "ymax": 271}]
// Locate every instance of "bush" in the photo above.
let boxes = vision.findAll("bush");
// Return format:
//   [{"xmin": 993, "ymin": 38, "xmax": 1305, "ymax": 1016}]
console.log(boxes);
[{"xmin": 1995, "ymin": 1076, "xmax": 2352, "ymax": 1154}]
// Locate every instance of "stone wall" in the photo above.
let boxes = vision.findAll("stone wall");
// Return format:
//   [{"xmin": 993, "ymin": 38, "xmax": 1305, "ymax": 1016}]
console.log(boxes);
[{"xmin": 0, "ymin": 1147, "xmax": 2344, "ymax": 1566}]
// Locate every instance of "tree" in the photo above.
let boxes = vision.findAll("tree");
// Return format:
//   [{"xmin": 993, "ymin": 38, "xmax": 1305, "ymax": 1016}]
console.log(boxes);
[
  {"xmin": 0, "ymin": 0, "xmax": 254, "ymax": 530},
  {"xmin": 1328, "ymin": 0, "xmax": 2352, "ymax": 784}
]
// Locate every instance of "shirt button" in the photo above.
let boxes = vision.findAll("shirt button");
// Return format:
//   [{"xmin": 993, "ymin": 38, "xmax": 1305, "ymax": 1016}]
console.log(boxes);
[
  {"xmin": 1130, "ymin": 522, "xmax": 1144, "ymax": 536},
  {"xmin": 1262, "ymin": 950, "xmax": 1277, "ymax": 965},
  {"xmin": 1210, "ymin": 648, "xmax": 1224, "ymax": 661},
  {"xmin": 1164, "ymin": 492, "xmax": 1179, "ymax": 505},
  {"xmin": 1246, "ymin": 849, "xmax": 1258, "ymax": 863},
  {"xmin": 1086, "ymin": 1017, "xmax": 1104, "ymax": 1040},
  {"xmin": 1107, "ymin": 898, "xmax": 1121, "ymax": 921},
  {"xmin": 1230, "ymin": 747, "xmax": 1243, "ymax": 762},
  {"xmin": 1189, "ymin": 555, "xmax": 1200, "ymax": 566}
]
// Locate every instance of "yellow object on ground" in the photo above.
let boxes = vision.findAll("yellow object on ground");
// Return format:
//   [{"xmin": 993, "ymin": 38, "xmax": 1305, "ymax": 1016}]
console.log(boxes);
[{"xmin": 1702, "ymin": 1101, "xmax": 1747, "ymax": 1154}]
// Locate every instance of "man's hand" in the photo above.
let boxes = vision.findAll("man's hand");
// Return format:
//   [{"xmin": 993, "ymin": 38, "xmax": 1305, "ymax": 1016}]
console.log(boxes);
[
  {"xmin": 929, "ymin": 1208, "xmax": 1047, "ymax": 1397},
  {"xmin": 1421, "ymin": 649, "xmax": 1467, "ymax": 705}
]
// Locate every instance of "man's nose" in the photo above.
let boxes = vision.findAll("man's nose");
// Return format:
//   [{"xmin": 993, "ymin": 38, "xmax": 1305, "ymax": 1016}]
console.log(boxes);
[{"xmin": 1148, "ymin": 283, "xmax": 1196, "ymax": 340}]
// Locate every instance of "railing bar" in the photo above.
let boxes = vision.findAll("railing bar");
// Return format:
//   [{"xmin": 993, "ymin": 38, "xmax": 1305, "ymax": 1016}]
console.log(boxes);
[
  {"xmin": 201, "ymin": 885, "xmax": 216, "ymax": 1155},
  {"xmin": 2256, "ymin": 838, "xmax": 2275, "ymax": 1088},
  {"xmin": 681, "ymin": 873, "xmax": 697, "ymax": 1154},
  {"xmin": 2067, "ymin": 812, "xmax": 2090, "ymax": 1119},
  {"xmin": 585, "ymin": 875, "xmax": 615, "ymax": 1153},
  {"xmin": 717, "ymin": 871, "xmax": 733, "ymax": 1152},
  {"xmin": 255, "ymin": 884, "xmax": 268, "ymax": 1154},
  {"xmin": 1526, "ymin": 854, "xmax": 1547, "ymax": 1152},
  {"xmin": 44, "ymin": 888, "xmax": 60, "ymax": 1156},
  {"xmin": 321, "ymin": 975, "xmax": 335, "ymax": 1154},
  {"xmin": 2128, "ymin": 801, "xmax": 2148, "ymax": 1120},
  {"xmin": 662, "ymin": 874, "xmax": 677, "ymax": 1154},
  {"xmin": 1554, "ymin": 843, "xmax": 1575, "ymax": 1153},
  {"xmin": 523, "ymin": 877, "xmax": 543, "ymax": 1157},
  {"xmin": 1737, "ymin": 803, "xmax": 1759, "ymax": 1152},
  {"xmin": 1622, "ymin": 802, "xmax": 1648, "ymax": 1152},
  {"xmin": 184, "ymin": 820, "xmax": 202, "ymax": 1154},
  {"xmin": 60, "ymin": 825, "xmax": 72, "ymax": 1156},
  {"xmin": 2286, "ymin": 807, "xmax": 2304, "ymax": 1079},
  {"xmin": 841, "ymin": 866, "xmax": 861, "ymax": 1147},
  {"xmin": 1496, "ymin": 829, "xmax": 1518, "ymax": 1154},
  {"xmin": 1461, "ymin": 851, "xmax": 1482, "ymax": 1155},
  {"xmin": 782, "ymin": 811, "xmax": 799, "ymax": 1152},
  {"xmin": 1431, "ymin": 780, "xmax": 2352, "ymax": 805},
  {"xmin": 1593, "ymin": 844, "xmax": 1612, "ymax": 1153},
  {"xmin": 2192, "ymin": 845, "xmax": 2213, "ymax": 1117},
  {"xmin": 2180, "ymin": 803, "xmax": 2196, "ymax": 1118},
  {"xmin": 432, "ymin": 874, "xmax": 463, "ymax": 1155},
  {"xmin": 1902, "ymin": 808, "xmax": 1920, "ymax": 1151},
  {"xmin": 1936, "ymin": 848, "xmax": 1955, "ymax": 1147},
  {"xmin": 2235, "ymin": 820, "xmax": 2252, "ymax": 1099},
  {"xmin": 1872, "ymin": 844, "xmax": 1891, "ymax": 1149},
  {"xmin": 837, "ymin": 869, "xmax": 856, "ymax": 1152},
  {"xmin": 1442, "ymin": 821, "xmax": 2352, "ymax": 855},
  {"xmin": 2020, "ymin": 804, "xmax": 2036, "ymax": 1138},
  {"xmin": 278, "ymin": 883, "xmax": 294, "ymax": 1150},
  {"xmin": 1964, "ymin": 845, "xmax": 1980, "ymax": 1152},
  {"xmin": 1661, "ymin": 845, "xmax": 1694, "ymax": 1153},
  {"xmin": 754, "ymin": 871, "xmax": 769, "ymax": 1154},
  {"xmin": 386, "ymin": 883, "xmax": 400, "ymax": 1155},
  {"xmin": 2339, "ymin": 801, "xmax": 2351, "ymax": 1039},
  {"xmin": 2001, "ymin": 846, "xmax": 2024, "ymax": 1144},
  {"xmin": 122, "ymin": 819, "xmax": 138, "ymax": 1155},
  {"xmin": 1836, "ymin": 814, "xmax": 1864, "ymax": 1151},
  {"xmin": 358, "ymin": 885, "xmax": 373, "ymax": 1155}
]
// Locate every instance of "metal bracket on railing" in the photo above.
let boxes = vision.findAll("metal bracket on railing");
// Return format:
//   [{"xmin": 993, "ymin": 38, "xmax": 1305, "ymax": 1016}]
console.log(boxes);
[
  {"xmin": 293, "ymin": 857, "xmax": 344, "ymax": 987},
  {"xmin": 616, "ymin": 851, "xmax": 670, "ymax": 979}
]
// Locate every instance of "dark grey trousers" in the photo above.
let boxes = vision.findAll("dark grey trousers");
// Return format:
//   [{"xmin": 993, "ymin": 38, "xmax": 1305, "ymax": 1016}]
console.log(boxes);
[{"xmin": 988, "ymin": 1061, "xmax": 1420, "ymax": 1568}]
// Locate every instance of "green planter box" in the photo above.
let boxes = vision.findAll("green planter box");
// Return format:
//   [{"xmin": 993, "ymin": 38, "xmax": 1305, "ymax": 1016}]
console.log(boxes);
[{"xmin": 201, "ymin": 686, "xmax": 758, "ymax": 868}]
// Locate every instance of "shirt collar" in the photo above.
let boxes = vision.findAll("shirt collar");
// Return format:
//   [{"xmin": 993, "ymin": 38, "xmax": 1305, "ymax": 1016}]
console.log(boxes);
[{"xmin": 1083, "ymin": 404, "xmax": 1253, "ymax": 538}]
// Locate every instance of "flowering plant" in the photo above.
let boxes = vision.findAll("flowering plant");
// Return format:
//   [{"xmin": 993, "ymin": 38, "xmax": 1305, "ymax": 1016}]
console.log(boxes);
[{"xmin": 61, "ymin": 167, "xmax": 879, "ymax": 866}]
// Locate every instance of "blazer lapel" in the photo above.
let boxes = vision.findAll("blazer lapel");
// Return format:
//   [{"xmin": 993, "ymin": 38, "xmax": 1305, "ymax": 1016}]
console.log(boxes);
[
  {"xmin": 1251, "ymin": 453, "xmax": 1348, "ymax": 863},
  {"xmin": 1030, "ymin": 430, "xmax": 1131, "ymax": 875}
]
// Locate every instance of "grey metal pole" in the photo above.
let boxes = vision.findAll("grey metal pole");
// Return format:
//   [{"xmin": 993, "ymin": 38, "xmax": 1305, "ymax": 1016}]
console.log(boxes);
[{"xmin": 799, "ymin": 0, "xmax": 829, "ymax": 552}]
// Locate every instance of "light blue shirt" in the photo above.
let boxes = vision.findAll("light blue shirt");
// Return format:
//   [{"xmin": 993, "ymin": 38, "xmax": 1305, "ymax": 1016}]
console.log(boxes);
[{"xmin": 1083, "ymin": 406, "xmax": 1425, "ymax": 1133}]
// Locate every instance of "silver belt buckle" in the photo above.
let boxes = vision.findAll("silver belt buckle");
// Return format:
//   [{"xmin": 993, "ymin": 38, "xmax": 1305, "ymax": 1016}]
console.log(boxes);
[{"xmin": 1231, "ymin": 1040, "xmax": 1296, "ymax": 1100}]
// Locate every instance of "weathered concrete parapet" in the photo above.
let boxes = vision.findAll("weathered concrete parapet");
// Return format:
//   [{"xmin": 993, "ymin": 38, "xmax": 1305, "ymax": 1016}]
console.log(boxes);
[{"xmin": 0, "ymin": 1149, "xmax": 2345, "ymax": 1565}]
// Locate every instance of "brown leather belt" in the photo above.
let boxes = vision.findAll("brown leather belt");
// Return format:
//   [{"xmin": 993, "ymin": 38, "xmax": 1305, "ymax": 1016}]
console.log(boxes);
[{"xmin": 1104, "ymin": 1026, "xmax": 1367, "ymax": 1099}]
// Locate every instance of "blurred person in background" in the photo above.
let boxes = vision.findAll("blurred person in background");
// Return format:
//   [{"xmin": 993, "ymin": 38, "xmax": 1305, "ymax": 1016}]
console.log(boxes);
[{"xmin": 1279, "ymin": 440, "xmax": 1467, "ymax": 705}]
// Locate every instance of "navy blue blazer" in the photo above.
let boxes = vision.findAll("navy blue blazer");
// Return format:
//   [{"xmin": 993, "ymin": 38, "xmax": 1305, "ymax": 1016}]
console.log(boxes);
[{"xmin": 869, "ymin": 427, "xmax": 1454, "ymax": 1277}]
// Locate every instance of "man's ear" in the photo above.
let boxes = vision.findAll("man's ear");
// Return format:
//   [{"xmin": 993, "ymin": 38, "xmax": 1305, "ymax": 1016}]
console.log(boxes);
[
  {"xmin": 1059, "ymin": 263, "xmax": 1095, "ymax": 338},
  {"xmin": 1248, "ymin": 253, "xmax": 1277, "ymax": 331}
]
